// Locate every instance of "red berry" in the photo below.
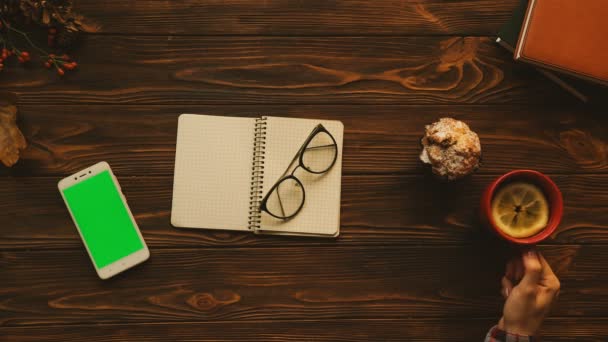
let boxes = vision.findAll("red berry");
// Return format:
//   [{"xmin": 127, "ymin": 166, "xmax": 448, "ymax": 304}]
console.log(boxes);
[
  {"xmin": 18, "ymin": 56, "xmax": 24, "ymax": 63},
  {"xmin": 57, "ymin": 68, "xmax": 65, "ymax": 76},
  {"xmin": 49, "ymin": 53, "xmax": 55, "ymax": 58},
  {"xmin": 44, "ymin": 61, "xmax": 51, "ymax": 68},
  {"xmin": 21, "ymin": 51, "xmax": 29, "ymax": 58}
]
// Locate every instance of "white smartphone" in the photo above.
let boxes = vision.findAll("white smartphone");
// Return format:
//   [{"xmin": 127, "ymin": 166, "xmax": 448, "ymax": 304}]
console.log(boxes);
[{"xmin": 58, "ymin": 162, "xmax": 149, "ymax": 279}]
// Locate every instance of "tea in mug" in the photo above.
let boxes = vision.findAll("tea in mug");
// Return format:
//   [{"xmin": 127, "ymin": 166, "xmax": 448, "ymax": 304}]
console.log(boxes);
[{"xmin": 491, "ymin": 182, "xmax": 549, "ymax": 238}]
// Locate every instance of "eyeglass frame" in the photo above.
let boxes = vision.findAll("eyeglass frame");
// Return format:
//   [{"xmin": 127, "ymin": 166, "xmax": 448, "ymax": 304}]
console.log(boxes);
[{"xmin": 258, "ymin": 124, "xmax": 338, "ymax": 220}]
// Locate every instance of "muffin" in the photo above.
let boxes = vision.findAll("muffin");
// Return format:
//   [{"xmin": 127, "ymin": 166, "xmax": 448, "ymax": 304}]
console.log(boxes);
[{"xmin": 419, "ymin": 118, "xmax": 481, "ymax": 180}]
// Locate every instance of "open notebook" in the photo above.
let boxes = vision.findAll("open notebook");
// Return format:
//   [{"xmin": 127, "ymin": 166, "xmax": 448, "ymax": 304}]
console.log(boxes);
[{"xmin": 171, "ymin": 114, "xmax": 344, "ymax": 238}]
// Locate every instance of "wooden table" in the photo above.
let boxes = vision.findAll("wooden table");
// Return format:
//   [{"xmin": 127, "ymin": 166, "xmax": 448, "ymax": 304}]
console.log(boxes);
[{"xmin": 2, "ymin": 1, "xmax": 607, "ymax": 340}]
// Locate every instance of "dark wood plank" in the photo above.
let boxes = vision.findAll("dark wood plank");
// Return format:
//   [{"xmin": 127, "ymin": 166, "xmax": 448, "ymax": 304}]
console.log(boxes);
[
  {"xmin": 3, "ymin": 318, "xmax": 608, "ymax": 341},
  {"xmin": 74, "ymin": 0, "xmax": 520, "ymax": 36},
  {"xmin": 1, "ymin": 245, "xmax": 604, "ymax": 326},
  {"xmin": 5, "ymin": 104, "xmax": 606, "ymax": 177},
  {"xmin": 0, "ymin": 36, "xmax": 580, "ymax": 105},
  {"xmin": 2, "ymin": 174, "xmax": 606, "ymax": 250}
]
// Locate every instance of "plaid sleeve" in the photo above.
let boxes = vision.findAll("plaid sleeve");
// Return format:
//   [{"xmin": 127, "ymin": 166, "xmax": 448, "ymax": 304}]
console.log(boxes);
[{"xmin": 485, "ymin": 326, "xmax": 534, "ymax": 342}]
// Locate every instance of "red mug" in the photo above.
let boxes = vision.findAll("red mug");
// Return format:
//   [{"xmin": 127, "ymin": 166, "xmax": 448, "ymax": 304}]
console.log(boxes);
[{"xmin": 480, "ymin": 170, "xmax": 563, "ymax": 245}]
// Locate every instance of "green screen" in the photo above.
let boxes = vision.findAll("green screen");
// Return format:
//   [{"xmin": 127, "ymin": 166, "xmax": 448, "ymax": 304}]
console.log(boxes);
[{"xmin": 62, "ymin": 170, "xmax": 144, "ymax": 268}]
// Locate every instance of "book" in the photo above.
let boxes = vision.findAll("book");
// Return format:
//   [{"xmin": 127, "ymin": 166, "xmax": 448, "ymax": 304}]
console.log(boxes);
[
  {"xmin": 171, "ymin": 114, "xmax": 344, "ymax": 238},
  {"xmin": 515, "ymin": 0, "xmax": 608, "ymax": 86},
  {"xmin": 496, "ymin": 0, "xmax": 587, "ymax": 102}
]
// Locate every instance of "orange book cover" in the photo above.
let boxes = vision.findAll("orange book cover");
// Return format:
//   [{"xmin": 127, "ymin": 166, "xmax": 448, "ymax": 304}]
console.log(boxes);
[{"xmin": 515, "ymin": 0, "xmax": 608, "ymax": 86}]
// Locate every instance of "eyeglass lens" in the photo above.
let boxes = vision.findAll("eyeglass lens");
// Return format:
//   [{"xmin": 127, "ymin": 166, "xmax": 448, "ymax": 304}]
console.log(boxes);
[
  {"xmin": 264, "ymin": 177, "xmax": 304, "ymax": 218},
  {"xmin": 302, "ymin": 131, "xmax": 337, "ymax": 173}
]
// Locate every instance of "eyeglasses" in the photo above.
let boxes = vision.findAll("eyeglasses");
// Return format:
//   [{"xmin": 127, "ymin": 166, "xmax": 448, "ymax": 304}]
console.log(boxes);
[{"xmin": 259, "ymin": 124, "xmax": 338, "ymax": 220}]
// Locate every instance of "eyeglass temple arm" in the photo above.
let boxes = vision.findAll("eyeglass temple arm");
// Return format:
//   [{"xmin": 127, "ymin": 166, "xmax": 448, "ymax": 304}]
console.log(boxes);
[
  {"xmin": 275, "ymin": 184, "xmax": 287, "ymax": 217},
  {"xmin": 277, "ymin": 125, "xmax": 323, "ymax": 179}
]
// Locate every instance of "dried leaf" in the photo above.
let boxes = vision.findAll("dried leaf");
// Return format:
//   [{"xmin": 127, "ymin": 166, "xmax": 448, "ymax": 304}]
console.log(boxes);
[
  {"xmin": 75, "ymin": 16, "xmax": 101, "ymax": 33},
  {"xmin": 0, "ymin": 92, "xmax": 27, "ymax": 167},
  {"xmin": 7, "ymin": 0, "xmax": 99, "ymax": 35}
]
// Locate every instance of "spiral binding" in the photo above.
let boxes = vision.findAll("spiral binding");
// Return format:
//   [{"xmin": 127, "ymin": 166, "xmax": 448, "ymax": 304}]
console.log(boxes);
[{"xmin": 248, "ymin": 116, "xmax": 267, "ymax": 230}]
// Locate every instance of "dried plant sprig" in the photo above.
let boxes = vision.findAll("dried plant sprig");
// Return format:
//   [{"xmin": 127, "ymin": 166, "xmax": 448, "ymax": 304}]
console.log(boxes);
[
  {"xmin": 2, "ymin": 0, "xmax": 99, "ymax": 35},
  {"xmin": 0, "ymin": 17, "xmax": 76, "ymax": 75},
  {"xmin": 0, "ymin": 0, "xmax": 96, "ymax": 75}
]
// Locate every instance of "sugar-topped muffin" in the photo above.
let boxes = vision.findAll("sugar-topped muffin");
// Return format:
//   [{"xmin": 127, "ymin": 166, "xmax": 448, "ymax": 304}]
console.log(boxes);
[{"xmin": 420, "ymin": 118, "xmax": 481, "ymax": 180}]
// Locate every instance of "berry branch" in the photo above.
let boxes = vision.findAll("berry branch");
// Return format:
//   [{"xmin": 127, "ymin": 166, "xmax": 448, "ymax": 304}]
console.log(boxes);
[{"xmin": 0, "ymin": 0, "xmax": 97, "ymax": 75}]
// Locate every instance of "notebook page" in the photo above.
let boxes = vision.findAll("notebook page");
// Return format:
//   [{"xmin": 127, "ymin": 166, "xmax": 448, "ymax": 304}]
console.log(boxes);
[
  {"xmin": 171, "ymin": 114, "xmax": 255, "ymax": 231},
  {"xmin": 258, "ymin": 117, "xmax": 343, "ymax": 236}
]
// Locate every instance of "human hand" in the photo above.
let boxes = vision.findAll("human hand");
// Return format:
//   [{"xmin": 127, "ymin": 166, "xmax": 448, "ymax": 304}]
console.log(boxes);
[{"xmin": 498, "ymin": 249, "xmax": 561, "ymax": 336}]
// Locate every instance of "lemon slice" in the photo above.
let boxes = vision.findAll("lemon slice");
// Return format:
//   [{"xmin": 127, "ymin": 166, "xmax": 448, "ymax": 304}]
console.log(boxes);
[{"xmin": 491, "ymin": 182, "xmax": 549, "ymax": 238}]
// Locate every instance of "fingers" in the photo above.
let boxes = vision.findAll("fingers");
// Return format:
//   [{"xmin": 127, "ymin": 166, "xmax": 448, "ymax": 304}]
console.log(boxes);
[
  {"xmin": 520, "ymin": 250, "xmax": 543, "ymax": 287},
  {"xmin": 514, "ymin": 257, "xmax": 525, "ymax": 283},
  {"xmin": 538, "ymin": 252, "xmax": 561, "ymax": 291},
  {"xmin": 501, "ymin": 276, "xmax": 514, "ymax": 298},
  {"xmin": 538, "ymin": 252, "xmax": 557, "ymax": 278},
  {"xmin": 505, "ymin": 256, "xmax": 524, "ymax": 284}
]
